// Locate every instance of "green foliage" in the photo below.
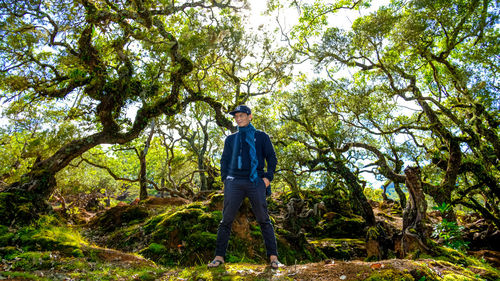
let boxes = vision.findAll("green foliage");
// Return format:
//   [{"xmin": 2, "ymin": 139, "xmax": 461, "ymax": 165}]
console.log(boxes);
[
  {"xmin": 364, "ymin": 187, "xmax": 385, "ymax": 202},
  {"xmin": 314, "ymin": 214, "xmax": 366, "ymax": 238},
  {"xmin": 276, "ymin": 0, "xmax": 500, "ymax": 234},
  {"xmin": 431, "ymin": 203, "xmax": 469, "ymax": 252}
]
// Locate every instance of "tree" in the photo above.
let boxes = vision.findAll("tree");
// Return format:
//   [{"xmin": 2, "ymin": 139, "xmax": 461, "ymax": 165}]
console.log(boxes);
[
  {"xmin": 274, "ymin": 80, "xmax": 376, "ymax": 223},
  {"xmin": 0, "ymin": 0, "xmax": 246, "ymax": 217},
  {"xmin": 172, "ymin": 103, "xmax": 219, "ymax": 191},
  {"xmin": 262, "ymin": 0, "xmax": 499, "ymax": 258},
  {"xmin": 283, "ymin": 0, "xmax": 499, "ymax": 231},
  {"xmin": 75, "ymin": 119, "xmax": 156, "ymax": 201}
]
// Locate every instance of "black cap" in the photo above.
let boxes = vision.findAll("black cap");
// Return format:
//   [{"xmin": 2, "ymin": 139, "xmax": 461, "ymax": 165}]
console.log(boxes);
[{"xmin": 229, "ymin": 105, "xmax": 251, "ymax": 116}]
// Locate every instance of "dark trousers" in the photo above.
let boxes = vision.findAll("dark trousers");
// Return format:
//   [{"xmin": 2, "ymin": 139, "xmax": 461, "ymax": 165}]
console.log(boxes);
[{"xmin": 215, "ymin": 177, "xmax": 278, "ymax": 258}]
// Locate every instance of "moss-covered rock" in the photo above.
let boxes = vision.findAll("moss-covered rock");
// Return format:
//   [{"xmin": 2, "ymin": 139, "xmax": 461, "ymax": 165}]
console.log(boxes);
[
  {"xmin": 314, "ymin": 214, "xmax": 366, "ymax": 238},
  {"xmin": 207, "ymin": 192, "xmax": 224, "ymax": 211},
  {"xmin": 276, "ymin": 229, "xmax": 327, "ymax": 264},
  {"xmin": 0, "ymin": 192, "xmax": 40, "ymax": 227},
  {"xmin": 310, "ymin": 238, "xmax": 366, "ymax": 260},
  {"xmin": 90, "ymin": 204, "xmax": 149, "ymax": 232},
  {"xmin": 140, "ymin": 205, "xmax": 222, "ymax": 266}
]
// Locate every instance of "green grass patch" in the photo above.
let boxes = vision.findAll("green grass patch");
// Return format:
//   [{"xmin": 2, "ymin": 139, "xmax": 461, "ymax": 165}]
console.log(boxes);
[{"xmin": 0, "ymin": 271, "xmax": 51, "ymax": 281}]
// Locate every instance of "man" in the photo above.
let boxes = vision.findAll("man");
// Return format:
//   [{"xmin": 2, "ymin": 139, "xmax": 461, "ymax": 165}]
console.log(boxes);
[{"xmin": 208, "ymin": 105, "xmax": 281, "ymax": 269}]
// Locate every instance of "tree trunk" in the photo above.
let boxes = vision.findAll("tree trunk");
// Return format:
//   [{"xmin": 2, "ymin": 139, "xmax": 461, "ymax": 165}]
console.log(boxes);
[
  {"xmin": 6, "ymin": 132, "xmax": 109, "ymax": 198},
  {"xmin": 2, "ymin": 133, "xmax": 110, "ymax": 225},
  {"xmin": 329, "ymin": 159, "xmax": 387, "ymax": 260},
  {"xmin": 394, "ymin": 182, "xmax": 407, "ymax": 208},
  {"xmin": 381, "ymin": 181, "xmax": 389, "ymax": 202},
  {"xmin": 418, "ymin": 99, "xmax": 460, "ymax": 223},
  {"xmin": 198, "ymin": 157, "xmax": 208, "ymax": 191},
  {"xmin": 139, "ymin": 156, "xmax": 148, "ymax": 201},
  {"xmin": 139, "ymin": 120, "xmax": 156, "ymax": 201},
  {"xmin": 331, "ymin": 160, "xmax": 376, "ymax": 226},
  {"xmin": 399, "ymin": 166, "xmax": 432, "ymax": 258}
]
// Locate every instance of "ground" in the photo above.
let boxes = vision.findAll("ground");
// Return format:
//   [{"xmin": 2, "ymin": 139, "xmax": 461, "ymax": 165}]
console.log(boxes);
[
  {"xmin": 1, "ymin": 193, "xmax": 500, "ymax": 280},
  {"xmin": 1, "ymin": 254, "xmax": 497, "ymax": 280}
]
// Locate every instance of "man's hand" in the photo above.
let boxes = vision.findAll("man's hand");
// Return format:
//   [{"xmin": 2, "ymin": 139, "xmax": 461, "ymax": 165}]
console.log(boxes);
[{"xmin": 263, "ymin": 177, "xmax": 270, "ymax": 187}]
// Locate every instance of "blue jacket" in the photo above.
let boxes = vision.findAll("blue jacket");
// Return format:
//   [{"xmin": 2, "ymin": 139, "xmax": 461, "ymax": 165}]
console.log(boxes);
[{"xmin": 220, "ymin": 130, "xmax": 277, "ymax": 182}]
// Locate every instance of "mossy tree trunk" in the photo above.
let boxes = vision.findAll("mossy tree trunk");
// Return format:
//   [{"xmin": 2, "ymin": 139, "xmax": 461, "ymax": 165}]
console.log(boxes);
[
  {"xmin": 400, "ymin": 166, "xmax": 432, "ymax": 257},
  {"xmin": 394, "ymin": 182, "xmax": 407, "ymax": 209},
  {"xmin": 326, "ymin": 158, "xmax": 376, "ymax": 227},
  {"xmin": 139, "ymin": 120, "xmax": 156, "ymax": 201},
  {"xmin": 326, "ymin": 158, "xmax": 389, "ymax": 260},
  {"xmin": 417, "ymin": 99, "xmax": 461, "ymax": 223}
]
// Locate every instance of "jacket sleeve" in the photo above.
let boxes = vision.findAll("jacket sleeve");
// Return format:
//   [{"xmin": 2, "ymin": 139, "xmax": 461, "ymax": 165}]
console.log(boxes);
[
  {"xmin": 263, "ymin": 133, "xmax": 277, "ymax": 181},
  {"xmin": 220, "ymin": 136, "xmax": 233, "ymax": 181}
]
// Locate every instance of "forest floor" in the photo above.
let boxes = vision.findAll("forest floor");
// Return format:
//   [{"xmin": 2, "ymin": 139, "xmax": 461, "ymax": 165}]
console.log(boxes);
[
  {"xmin": 1, "ymin": 195, "xmax": 500, "ymax": 280},
  {"xmin": 3, "ymin": 250, "xmax": 494, "ymax": 281}
]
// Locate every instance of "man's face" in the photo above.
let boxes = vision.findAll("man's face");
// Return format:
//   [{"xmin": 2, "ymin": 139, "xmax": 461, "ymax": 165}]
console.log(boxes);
[{"xmin": 234, "ymin": 112, "xmax": 252, "ymax": 127}]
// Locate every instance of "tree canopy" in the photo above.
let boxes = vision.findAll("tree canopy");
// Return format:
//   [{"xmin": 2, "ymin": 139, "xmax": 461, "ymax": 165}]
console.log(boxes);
[{"xmin": 1, "ymin": 0, "xmax": 499, "ymax": 247}]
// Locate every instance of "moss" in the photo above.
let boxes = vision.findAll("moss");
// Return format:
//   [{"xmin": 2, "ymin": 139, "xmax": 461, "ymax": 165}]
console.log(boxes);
[
  {"xmin": 310, "ymin": 238, "xmax": 366, "ymax": 260},
  {"xmin": 0, "ymin": 214, "xmax": 86, "ymax": 258},
  {"xmin": 140, "ymin": 242, "xmax": 175, "ymax": 266},
  {"xmin": 140, "ymin": 207, "xmax": 222, "ymax": 266},
  {"xmin": 93, "ymin": 205, "xmax": 149, "ymax": 232},
  {"xmin": 314, "ymin": 214, "xmax": 366, "ymax": 238},
  {"xmin": 143, "ymin": 212, "xmax": 169, "ymax": 234},
  {"xmin": 0, "ymin": 270, "xmax": 51, "ymax": 281},
  {"xmin": 0, "ymin": 246, "xmax": 18, "ymax": 258},
  {"xmin": 427, "ymin": 259, "xmax": 500, "ymax": 281},
  {"xmin": 72, "ymin": 248, "xmax": 84, "ymax": 257},
  {"xmin": 207, "ymin": 193, "xmax": 224, "ymax": 210},
  {"xmin": 185, "ymin": 201, "xmax": 207, "ymax": 211},
  {"xmin": 187, "ymin": 231, "xmax": 217, "ymax": 250},
  {"xmin": 56, "ymin": 254, "xmax": 164, "ymax": 281},
  {"xmin": 410, "ymin": 262, "xmax": 441, "ymax": 281},
  {"xmin": 101, "ymin": 222, "xmax": 147, "ymax": 252},
  {"xmin": 8, "ymin": 251, "xmax": 56, "ymax": 271},
  {"xmin": 276, "ymin": 232, "xmax": 326, "ymax": 265},
  {"xmin": 17, "ymin": 224, "xmax": 86, "ymax": 255},
  {"xmin": 146, "ymin": 242, "xmax": 167, "ymax": 254},
  {"xmin": 0, "ymin": 192, "xmax": 39, "ymax": 226},
  {"xmin": 0, "ymin": 226, "xmax": 14, "ymax": 246},
  {"xmin": 364, "ymin": 269, "xmax": 415, "ymax": 281},
  {"xmin": 366, "ymin": 226, "xmax": 380, "ymax": 240},
  {"xmin": 433, "ymin": 245, "xmax": 491, "ymax": 269}
]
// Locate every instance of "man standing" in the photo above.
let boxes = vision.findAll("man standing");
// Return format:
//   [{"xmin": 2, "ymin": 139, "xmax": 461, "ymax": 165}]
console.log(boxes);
[{"xmin": 208, "ymin": 105, "xmax": 281, "ymax": 269}]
